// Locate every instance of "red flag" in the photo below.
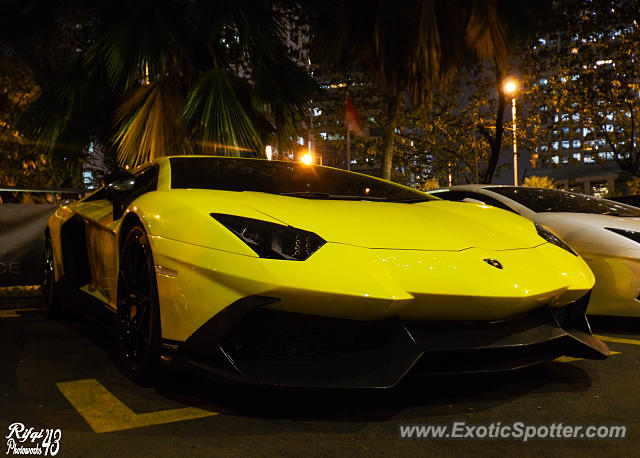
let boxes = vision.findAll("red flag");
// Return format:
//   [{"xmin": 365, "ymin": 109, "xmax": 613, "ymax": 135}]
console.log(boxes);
[{"xmin": 345, "ymin": 93, "xmax": 364, "ymax": 135}]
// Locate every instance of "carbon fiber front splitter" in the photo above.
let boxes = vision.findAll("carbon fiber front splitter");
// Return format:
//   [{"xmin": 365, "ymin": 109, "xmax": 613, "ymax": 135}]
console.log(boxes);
[{"xmin": 169, "ymin": 292, "xmax": 609, "ymax": 389}]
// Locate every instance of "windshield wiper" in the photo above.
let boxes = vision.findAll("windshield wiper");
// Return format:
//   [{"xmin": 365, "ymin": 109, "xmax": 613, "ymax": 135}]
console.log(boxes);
[
  {"xmin": 277, "ymin": 191, "xmax": 332, "ymax": 198},
  {"xmin": 278, "ymin": 192, "xmax": 388, "ymax": 201},
  {"xmin": 386, "ymin": 197, "xmax": 432, "ymax": 203}
]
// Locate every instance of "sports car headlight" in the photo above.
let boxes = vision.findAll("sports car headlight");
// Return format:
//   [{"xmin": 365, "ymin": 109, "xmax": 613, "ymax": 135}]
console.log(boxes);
[
  {"xmin": 605, "ymin": 227, "xmax": 640, "ymax": 244},
  {"xmin": 211, "ymin": 213, "xmax": 326, "ymax": 260},
  {"xmin": 534, "ymin": 223, "xmax": 578, "ymax": 256}
]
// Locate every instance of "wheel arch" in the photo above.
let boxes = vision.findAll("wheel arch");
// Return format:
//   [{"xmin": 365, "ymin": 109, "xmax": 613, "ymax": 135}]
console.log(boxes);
[{"xmin": 119, "ymin": 212, "xmax": 145, "ymax": 252}]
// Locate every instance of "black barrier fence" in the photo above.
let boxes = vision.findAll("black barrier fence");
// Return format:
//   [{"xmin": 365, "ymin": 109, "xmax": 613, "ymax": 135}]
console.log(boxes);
[{"xmin": 0, "ymin": 187, "xmax": 87, "ymax": 291}]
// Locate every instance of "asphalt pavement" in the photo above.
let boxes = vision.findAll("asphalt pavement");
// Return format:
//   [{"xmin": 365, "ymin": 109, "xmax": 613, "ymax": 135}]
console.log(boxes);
[{"xmin": 1, "ymin": 306, "xmax": 639, "ymax": 457}]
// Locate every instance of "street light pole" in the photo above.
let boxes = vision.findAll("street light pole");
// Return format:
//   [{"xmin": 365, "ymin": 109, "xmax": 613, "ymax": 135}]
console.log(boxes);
[
  {"xmin": 503, "ymin": 78, "xmax": 519, "ymax": 186},
  {"xmin": 511, "ymin": 96, "xmax": 518, "ymax": 186}
]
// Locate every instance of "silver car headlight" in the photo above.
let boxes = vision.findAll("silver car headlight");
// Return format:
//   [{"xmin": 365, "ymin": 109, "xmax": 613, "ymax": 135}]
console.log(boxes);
[
  {"xmin": 211, "ymin": 213, "xmax": 326, "ymax": 260},
  {"xmin": 535, "ymin": 223, "xmax": 578, "ymax": 256}
]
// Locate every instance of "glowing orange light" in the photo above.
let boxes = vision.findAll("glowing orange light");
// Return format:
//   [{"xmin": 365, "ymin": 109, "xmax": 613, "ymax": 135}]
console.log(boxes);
[{"xmin": 503, "ymin": 78, "xmax": 519, "ymax": 95}]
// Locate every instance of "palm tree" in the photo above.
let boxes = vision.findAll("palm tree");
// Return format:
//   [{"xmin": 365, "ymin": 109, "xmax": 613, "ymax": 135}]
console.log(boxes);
[
  {"xmin": 308, "ymin": 0, "xmax": 536, "ymax": 180},
  {"xmin": 14, "ymin": 0, "xmax": 317, "ymax": 171}
]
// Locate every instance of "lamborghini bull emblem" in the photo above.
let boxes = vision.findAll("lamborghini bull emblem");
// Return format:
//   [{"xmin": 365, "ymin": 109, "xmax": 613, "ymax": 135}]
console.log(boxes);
[{"xmin": 483, "ymin": 258, "xmax": 503, "ymax": 269}]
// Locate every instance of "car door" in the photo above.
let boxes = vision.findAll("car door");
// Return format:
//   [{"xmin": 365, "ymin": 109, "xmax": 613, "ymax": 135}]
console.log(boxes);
[{"xmin": 73, "ymin": 166, "xmax": 159, "ymax": 308}]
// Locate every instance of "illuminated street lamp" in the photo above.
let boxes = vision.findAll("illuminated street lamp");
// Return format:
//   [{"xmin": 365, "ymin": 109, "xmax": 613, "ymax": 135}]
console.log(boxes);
[
  {"xmin": 301, "ymin": 153, "xmax": 313, "ymax": 165},
  {"xmin": 265, "ymin": 145, "xmax": 272, "ymax": 160},
  {"xmin": 503, "ymin": 78, "xmax": 519, "ymax": 186}
]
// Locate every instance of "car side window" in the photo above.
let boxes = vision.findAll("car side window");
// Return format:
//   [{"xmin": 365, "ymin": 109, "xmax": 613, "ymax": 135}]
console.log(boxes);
[{"xmin": 437, "ymin": 191, "xmax": 519, "ymax": 214}]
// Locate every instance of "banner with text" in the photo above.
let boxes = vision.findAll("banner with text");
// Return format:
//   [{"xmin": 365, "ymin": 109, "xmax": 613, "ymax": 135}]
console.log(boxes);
[{"xmin": 0, "ymin": 204, "xmax": 56, "ymax": 287}]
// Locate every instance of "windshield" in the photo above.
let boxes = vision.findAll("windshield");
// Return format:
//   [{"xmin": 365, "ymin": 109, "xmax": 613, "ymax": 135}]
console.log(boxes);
[
  {"xmin": 487, "ymin": 186, "xmax": 640, "ymax": 216},
  {"xmin": 169, "ymin": 157, "xmax": 434, "ymax": 203}
]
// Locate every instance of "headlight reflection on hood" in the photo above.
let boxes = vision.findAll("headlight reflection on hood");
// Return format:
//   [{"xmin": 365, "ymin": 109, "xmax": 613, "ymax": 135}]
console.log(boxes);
[
  {"xmin": 211, "ymin": 213, "xmax": 326, "ymax": 260},
  {"xmin": 534, "ymin": 223, "xmax": 578, "ymax": 256}
]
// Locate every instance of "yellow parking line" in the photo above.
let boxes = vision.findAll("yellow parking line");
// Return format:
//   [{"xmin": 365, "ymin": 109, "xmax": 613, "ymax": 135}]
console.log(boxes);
[
  {"xmin": 0, "ymin": 308, "xmax": 42, "ymax": 318},
  {"xmin": 595, "ymin": 335, "xmax": 640, "ymax": 347},
  {"xmin": 555, "ymin": 350, "xmax": 621, "ymax": 363},
  {"xmin": 57, "ymin": 379, "xmax": 217, "ymax": 433}
]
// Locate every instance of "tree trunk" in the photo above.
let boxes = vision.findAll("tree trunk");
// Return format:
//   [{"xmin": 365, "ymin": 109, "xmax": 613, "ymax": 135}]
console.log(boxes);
[
  {"xmin": 380, "ymin": 92, "xmax": 402, "ymax": 180},
  {"xmin": 481, "ymin": 65, "xmax": 506, "ymax": 184}
]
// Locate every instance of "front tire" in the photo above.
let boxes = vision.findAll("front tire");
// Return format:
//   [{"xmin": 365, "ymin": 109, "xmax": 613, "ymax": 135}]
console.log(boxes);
[{"xmin": 117, "ymin": 223, "xmax": 161, "ymax": 383}]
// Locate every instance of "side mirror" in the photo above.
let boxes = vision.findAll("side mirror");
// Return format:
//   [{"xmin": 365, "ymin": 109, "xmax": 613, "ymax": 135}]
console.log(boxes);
[
  {"xmin": 104, "ymin": 171, "xmax": 136, "ymax": 220},
  {"xmin": 104, "ymin": 171, "xmax": 136, "ymax": 194}
]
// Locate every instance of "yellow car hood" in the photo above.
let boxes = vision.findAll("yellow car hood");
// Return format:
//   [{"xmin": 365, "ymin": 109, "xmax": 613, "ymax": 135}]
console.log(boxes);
[{"xmin": 223, "ymin": 192, "xmax": 542, "ymax": 251}]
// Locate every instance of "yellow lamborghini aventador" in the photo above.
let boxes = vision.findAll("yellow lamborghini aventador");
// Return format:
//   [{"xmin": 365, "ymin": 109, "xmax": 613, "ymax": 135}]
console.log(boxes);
[{"xmin": 42, "ymin": 156, "xmax": 609, "ymax": 388}]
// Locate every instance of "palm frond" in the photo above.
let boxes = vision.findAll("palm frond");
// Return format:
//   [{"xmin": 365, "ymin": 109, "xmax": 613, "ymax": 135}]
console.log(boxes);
[
  {"xmin": 180, "ymin": 68, "xmax": 264, "ymax": 157},
  {"xmin": 465, "ymin": 0, "xmax": 507, "ymax": 64},
  {"xmin": 85, "ymin": 0, "xmax": 185, "ymax": 92},
  {"xmin": 114, "ymin": 82, "xmax": 193, "ymax": 167}
]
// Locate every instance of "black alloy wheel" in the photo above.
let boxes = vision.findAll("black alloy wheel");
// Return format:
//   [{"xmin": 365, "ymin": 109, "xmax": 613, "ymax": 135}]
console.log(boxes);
[
  {"xmin": 41, "ymin": 232, "xmax": 61, "ymax": 318},
  {"xmin": 117, "ymin": 223, "xmax": 161, "ymax": 382}
]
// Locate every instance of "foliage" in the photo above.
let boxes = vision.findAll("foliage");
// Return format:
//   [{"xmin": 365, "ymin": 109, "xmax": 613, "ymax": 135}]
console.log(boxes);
[
  {"xmin": 307, "ymin": 0, "xmax": 534, "ymax": 180},
  {"xmin": 311, "ymin": 57, "xmax": 538, "ymax": 187},
  {"xmin": 397, "ymin": 57, "xmax": 545, "ymax": 186},
  {"xmin": 0, "ymin": 53, "xmax": 69, "ymax": 189},
  {"xmin": 526, "ymin": 0, "xmax": 640, "ymax": 176},
  {"xmin": 627, "ymin": 177, "xmax": 640, "ymax": 195},
  {"xmin": 11, "ymin": 0, "xmax": 317, "ymax": 168},
  {"xmin": 417, "ymin": 178, "xmax": 440, "ymax": 191},
  {"xmin": 522, "ymin": 176, "xmax": 556, "ymax": 188}
]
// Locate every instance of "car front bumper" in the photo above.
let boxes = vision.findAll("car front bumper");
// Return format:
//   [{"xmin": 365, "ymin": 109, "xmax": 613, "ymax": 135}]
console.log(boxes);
[{"xmin": 165, "ymin": 291, "xmax": 609, "ymax": 389}]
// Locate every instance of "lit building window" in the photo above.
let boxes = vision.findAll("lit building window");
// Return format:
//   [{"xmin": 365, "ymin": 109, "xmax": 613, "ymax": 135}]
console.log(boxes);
[
  {"xmin": 573, "ymin": 153, "xmax": 581, "ymax": 161},
  {"xmin": 573, "ymin": 139, "xmax": 581, "ymax": 148},
  {"xmin": 297, "ymin": 136, "xmax": 305, "ymax": 145},
  {"xmin": 562, "ymin": 140, "xmax": 570, "ymax": 148},
  {"xmin": 584, "ymin": 154, "xmax": 595, "ymax": 163},
  {"xmin": 83, "ymin": 171, "xmax": 93, "ymax": 187},
  {"xmin": 552, "ymin": 142, "xmax": 559, "ymax": 150},
  {"xmin": 552, "ymin": 155, "xmax": 560, "ymax": 164}
]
